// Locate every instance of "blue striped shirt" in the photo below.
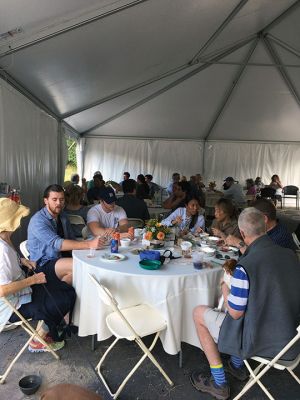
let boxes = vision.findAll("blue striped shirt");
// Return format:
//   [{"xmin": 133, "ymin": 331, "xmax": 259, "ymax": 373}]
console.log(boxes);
[{"xmin": 228, "ymin": 266, "xmax": 249, "ymax": 311}]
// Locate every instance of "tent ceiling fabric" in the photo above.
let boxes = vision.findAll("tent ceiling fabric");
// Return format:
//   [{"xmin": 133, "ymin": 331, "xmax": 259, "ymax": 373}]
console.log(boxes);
[{"xmin": 0, "ymin": 0, "xmax": 299, "ymax": 141}]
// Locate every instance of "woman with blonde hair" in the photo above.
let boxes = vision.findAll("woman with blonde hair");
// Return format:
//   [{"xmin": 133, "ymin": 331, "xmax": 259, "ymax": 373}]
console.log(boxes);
[{"xmin": 0, "ymin": 198, "xmax": 75, "ymax": 352}]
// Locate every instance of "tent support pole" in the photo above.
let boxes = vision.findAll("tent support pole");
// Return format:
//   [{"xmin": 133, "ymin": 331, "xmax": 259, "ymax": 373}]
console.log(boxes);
[
  {"xmin": 190, "ymin": 0, "xmax": 249, "ymax": 64},
  {"xmin": 266, "ymin": 34, "xmax": 300, "ymax": 59},
  {"xmin": 81, "ymin": 36, "xmax": 255, "ymax": 136},
  {"xmin": 262, "ymin": 36, "xmax": 300, "ymax": 106},
  {"xmin": 261, "ymin": 0, "xmax": 300, "ymax": 34},
  {"xmin": 0, "ymin": 0, "xmax": 149, "ymax": 58},
  {"xmin": 204, "ymin": 37, "xmax": 259, "ymax": 141}
]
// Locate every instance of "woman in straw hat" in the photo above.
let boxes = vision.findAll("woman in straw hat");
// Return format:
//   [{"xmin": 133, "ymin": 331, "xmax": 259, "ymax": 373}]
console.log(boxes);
[{"xmin": 0, "ymin": 198, "xmax": 75, "ymax": 352}]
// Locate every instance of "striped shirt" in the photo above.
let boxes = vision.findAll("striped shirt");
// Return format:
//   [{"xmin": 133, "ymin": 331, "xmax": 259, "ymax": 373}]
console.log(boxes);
[{"xmin": 228, "ymin": 266, "xmax": 249, "ymax": 311}]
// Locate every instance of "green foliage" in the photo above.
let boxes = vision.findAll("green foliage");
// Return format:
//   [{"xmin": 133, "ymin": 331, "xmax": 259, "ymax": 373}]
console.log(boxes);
[{"xmin": 66, "ymin": 138, "xmax": 77, "ymax": 167}]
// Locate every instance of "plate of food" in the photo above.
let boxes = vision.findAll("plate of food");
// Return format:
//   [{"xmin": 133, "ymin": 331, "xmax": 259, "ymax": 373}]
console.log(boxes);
[{"xmin": 100, "ymin": 253, "xmax": 126, "ymax": 262}]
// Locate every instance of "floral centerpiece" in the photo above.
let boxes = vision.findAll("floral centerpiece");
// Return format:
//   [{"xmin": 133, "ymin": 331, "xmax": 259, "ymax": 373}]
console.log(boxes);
[
  {"xmin": 208, "ymin": 181, "xmax": 216, "ymax": 190},
  {"xmin": 144, "ymin": 219, "xmax": 170, "ymax": 242}
]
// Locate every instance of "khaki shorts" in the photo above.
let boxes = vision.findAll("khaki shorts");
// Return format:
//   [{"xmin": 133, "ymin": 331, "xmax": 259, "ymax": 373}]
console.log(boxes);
[{"xmin": 203, "ymin": 308, "xmax": 226, "ymax": 343}]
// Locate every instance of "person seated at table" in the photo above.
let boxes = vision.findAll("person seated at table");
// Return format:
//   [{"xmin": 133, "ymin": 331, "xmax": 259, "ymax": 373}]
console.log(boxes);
[
  {"xmin": 64, "ymin": 185, "xmax": 89, "ymax": 237},
  {"xmin": 0, "ymin": 198, "xmax": 76, "ymax": 352},
  {"xmin": 191, "ymin": 208, "xmax": 300, "ymax": 400},
  {"xmin": 119, "ymin": 171, "xmax": 130, "ymax": 187},
  {"xmin": 254, "ymin": 176, "xmax": 264, "ymax": 192},
  {"xmin": 116, "ymin": 179, "xmax": 150, "ymax": 222},
  {"xmin": 166, "ymin": 172, "xmax": 180, "ymax": 195},
  {"xmin": 209, "ymin": 198, "xmax": 241, "ymax": 240},
  {"xmin": 161, "ymin": 196, "xmax": 205, "ymax": 235},
  {"xmin": 136, "ymin": 174, "xmax": 150, "ymax": 200},
  {"xmin": 145, "ymin": 174, "xmax": 161, "ymax": 199},
  {"xmin": 162, "ymin": 181, "xmax": 191, "ymax": 211},
  {"xmin": 245, "ymin": 178, "xmax": 256, "ymax": 195},
  {"xmin": 87, "ymin": 170, "xmax": 101, "ymax": 190},
  {"xmin": 28, "ymin": 184, "xmax": 104, "ymax": 286},
  {"xmin": 269, "ymin": 174, "xmax": 283, "ymax": 191},
  {"xmin": 87, "ymin": 187, "xmax": 132, "ymax": 239},
  {"xmin": 87, "ymin": 173, "xmax": 106, "ymax": 204},
  {"xmin": 269, "ymin": 174, "xmax": 283, "ymax": 205},
  {"xmin": 222, "ymin": 177, "xmax": 246, "ymax": 208},
  {"xmin": 226, "ymin": 198, "xmax": 297, "ymax": 252}
]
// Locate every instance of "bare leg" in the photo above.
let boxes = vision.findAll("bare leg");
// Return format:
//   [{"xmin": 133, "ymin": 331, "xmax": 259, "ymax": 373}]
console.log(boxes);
[
  {"xmin": 193, "ymin": 305, "xmax": 222, "ymax": 365},
  {"xmin": 55, "ymin": 258, "xmax": 73, "ymax": 285}
]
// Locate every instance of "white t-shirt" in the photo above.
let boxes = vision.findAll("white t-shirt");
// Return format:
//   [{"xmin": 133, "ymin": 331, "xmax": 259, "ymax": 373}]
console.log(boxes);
[
  {"xmin": 87, "ymin": 204, "xmax": 127, "ymax": 228},
  {"xmin": 0, "ymin": 238, "xmax": 31, "ymax": 331}
]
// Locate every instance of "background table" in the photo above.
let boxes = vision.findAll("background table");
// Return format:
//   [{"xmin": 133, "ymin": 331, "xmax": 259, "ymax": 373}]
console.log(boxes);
[{"xmin": 72, "ymin": 246, "xmax": 223, "ymax": 355}]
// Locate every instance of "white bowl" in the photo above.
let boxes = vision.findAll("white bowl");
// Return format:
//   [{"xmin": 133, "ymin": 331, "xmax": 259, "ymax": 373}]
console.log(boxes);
[
  {"xmin": 120, "ymin": 238, "xmax": 131, "ymax": 247},
  {"xmin": 180, "ymin": 241, "xmax": 192, "ymax": 251}
]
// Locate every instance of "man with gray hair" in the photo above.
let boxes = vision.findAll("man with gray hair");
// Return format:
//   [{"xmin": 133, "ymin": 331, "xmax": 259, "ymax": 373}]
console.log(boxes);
[{"xmin": 191, "ymin": 207, "xmax": 300, "ymax": 400}]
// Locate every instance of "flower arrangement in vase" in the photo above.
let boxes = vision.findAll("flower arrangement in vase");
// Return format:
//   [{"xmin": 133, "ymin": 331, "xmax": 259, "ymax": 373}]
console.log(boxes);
[
  {"xmin": 208, "ymin": 181, "xmax": 217, "ymax": 191},
  {"xmin": 144, "ymin": 219, "xmax": 170, "ymax": 243}
]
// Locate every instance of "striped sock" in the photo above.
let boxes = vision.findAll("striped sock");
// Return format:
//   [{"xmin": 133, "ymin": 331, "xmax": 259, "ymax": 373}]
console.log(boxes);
[
  {"xmin": 210, "ymin": 363, "xmax": 227, "ymax": 386},
  {"xmin": 230, "ymin": 355, "xmax": 244, "ymax": 369}
]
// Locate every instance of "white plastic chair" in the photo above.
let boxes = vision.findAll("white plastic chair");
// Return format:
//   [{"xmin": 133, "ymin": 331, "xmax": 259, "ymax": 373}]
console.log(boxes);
[
  {"xmin": 0, "ymin": 297, "xmax": 59, "ymax": 384},
  {"xmin": 234, "ymin": 324, "xmax": 300, "ymax": 400},
  {"xmin": 88, "ymin": 274, "xmax": 173, "ymax": 399},
  {"xmin": 19, "ymin": 240, "xmax": 30, "ymax": 260}
]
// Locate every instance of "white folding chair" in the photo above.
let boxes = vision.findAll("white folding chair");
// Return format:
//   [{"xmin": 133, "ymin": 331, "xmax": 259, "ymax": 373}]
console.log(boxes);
[
  {"xmin": 292, "ymin": 232, "xmax": 300, "ymax": 249},
  {"xmin": 19, "ymin": 240, "xmax": 30, "ymax": 260},
  {"xmin": 127, "ymin": 218, "xmax": 144, "ymax": 228},
  {"xmin": 88, "ymin": 274, "xmax": 173, "ymax": 399},
  {"xmin": 0, "ymin": 297, "xmax": 59, "ymax": 384},
  {"xmin": 234, "ymin": 324, "xmax": 300, "ymax": 399}
]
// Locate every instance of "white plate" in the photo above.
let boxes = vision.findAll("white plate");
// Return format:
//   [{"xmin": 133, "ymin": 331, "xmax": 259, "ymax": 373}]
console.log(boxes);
[
  {"xmin": 100, "ymin": 253, "xmax": 126, "ymax": 262},
  {"xmin": 208, "ymin": 236, "xmax": 219, "ymax": 242}
]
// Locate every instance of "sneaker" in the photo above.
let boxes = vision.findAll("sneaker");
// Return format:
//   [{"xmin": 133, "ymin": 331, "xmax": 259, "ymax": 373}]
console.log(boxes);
[
  {"xmin": 2, "ymin": 322, "xmax": 19, "ymax": 332},
  {"xmin": 224, "ymin": 359, "xmax": 249, "ymax": 381},
  {"xmin": 190, "ymin": 371, "xmax": 230, "ymax": 400},
  {"xmin": 28, "ymin": 334, "xmax": 65, "ymax": 353}
]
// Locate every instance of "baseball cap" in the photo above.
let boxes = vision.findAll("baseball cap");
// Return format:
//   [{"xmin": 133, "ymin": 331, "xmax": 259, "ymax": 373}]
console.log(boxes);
[
  {"xmin": 224, "ymin": 177, "xmax": 235, "ymax": 182},
  {"xmin": 100, "ymin": 187, "xmax": 117, "ymax": 204}
]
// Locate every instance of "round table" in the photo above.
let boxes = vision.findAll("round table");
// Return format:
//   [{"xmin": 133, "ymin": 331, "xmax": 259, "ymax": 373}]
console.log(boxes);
[{"xmin": 72, "ymin": 246, "xmax": 223, "ymax": 355}]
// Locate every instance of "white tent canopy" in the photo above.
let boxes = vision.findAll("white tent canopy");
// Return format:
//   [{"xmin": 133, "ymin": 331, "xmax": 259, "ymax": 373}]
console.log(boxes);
[{"xmin": 1, "ymin": 0, "xmax": 300, "ymax": 196}]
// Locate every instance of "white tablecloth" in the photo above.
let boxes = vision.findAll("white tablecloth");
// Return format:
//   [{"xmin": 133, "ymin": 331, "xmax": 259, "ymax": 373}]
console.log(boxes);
[{"xmin": 72, "ymin": 247, "xmax": 223, "ymax": 355}]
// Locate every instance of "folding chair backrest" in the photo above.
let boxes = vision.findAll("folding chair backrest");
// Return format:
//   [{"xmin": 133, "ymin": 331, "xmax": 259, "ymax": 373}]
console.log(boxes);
[
  {"xmin": 67, "ymin": 214, "xmax": 86, "ymax": 225},
  {"xmin": 292, "ymin": 233, "xmax": 300, "ymax": 249},
  {"xmin": 19, "ymin": 240, "xmax": 30, "ymax": 260},
  {"xmin": 88, "ymin": 274, "xmax": 118, "ymax": 308},
  {"xmin": 88, "ymin": 274, "xmax": 140, "ymax": 340},
  {"xmin": 127, "ymin": 218, "xmax": 144, "ymax": 228}
]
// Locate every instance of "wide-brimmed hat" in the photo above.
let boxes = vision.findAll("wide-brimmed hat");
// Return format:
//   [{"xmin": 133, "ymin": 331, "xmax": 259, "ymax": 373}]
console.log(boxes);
[{"xmin": 0, "ymin": 198, "xmax": 30, "ymax": 233}]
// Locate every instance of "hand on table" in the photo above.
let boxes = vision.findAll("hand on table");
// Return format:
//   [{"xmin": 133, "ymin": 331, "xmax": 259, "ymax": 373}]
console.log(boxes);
[
  {"xmin": 195, "ymin": 227, "xmax": 204, "ymax": 234},
  {"xmin": 90, "ymin": 236, "xmax": 106, "ymax": 249},
  {"xmin": 211, "ymin": 228, "xmax": 225, "ymax": 240},
  {"xmin": 225, "ymin": 235, "xmax": 240, "ymax": 247},
  {"xmin": 120, "ymin": 232, "xmax": 134, "ymax": 240},
  {"xmin": 172, "ymin": 216, "xmax": 183, "ymax": 225}
]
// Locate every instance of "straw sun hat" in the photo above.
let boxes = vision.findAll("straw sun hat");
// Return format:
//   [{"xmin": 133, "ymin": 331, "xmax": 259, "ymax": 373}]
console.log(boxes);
[{"xmin": 0, "ymin": 198, "xmax": 30, "ymax": 233}]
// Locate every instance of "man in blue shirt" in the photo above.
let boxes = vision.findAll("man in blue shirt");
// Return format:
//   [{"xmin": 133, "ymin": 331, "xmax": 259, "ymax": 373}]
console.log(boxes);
[{"xmin": 28, "ymin": 184, "xmax": 103, "ymax": 285}]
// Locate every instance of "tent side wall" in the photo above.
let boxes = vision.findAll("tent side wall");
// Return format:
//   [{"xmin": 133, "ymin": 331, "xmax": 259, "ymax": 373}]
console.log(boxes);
[
  {"xmin": 81, "ymin": 137, "xmax": 300, "ymax": 190},
  {"xmin": 0, "ymin": 79, "xmax": 61, "ymax": 239},
  {"xmin": 81, "ymin": 137, "xmax": 204, "ymax": 185},
  {"xmin": 204, "ymin": 141, "xmax": 300, "ymax": 188}
]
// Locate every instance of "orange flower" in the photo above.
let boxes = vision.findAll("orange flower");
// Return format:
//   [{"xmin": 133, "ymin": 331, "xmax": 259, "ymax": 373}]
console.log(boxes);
[
  {"xmin": 145, "ymin": 231, "xmax": 153, "ymax": 240},
  {"xmin": 156, "ymin": 231, "xmax": 165, "ymax": 240}
]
